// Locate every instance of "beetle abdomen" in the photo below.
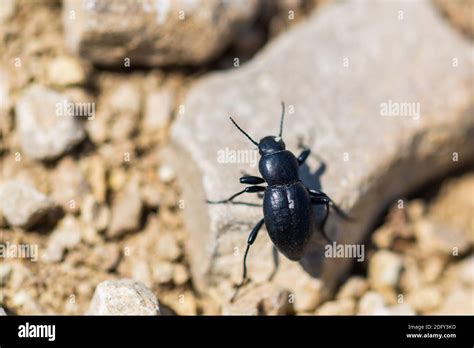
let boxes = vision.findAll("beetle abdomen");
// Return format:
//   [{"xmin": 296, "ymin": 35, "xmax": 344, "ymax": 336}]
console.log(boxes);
[{"xmin": 263, "ymin": 182, "xmax": 315, "ymax": 260}]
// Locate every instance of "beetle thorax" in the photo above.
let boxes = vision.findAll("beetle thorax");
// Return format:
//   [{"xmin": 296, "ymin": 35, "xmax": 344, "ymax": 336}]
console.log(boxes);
[{"xmin": 258, "ymin": 150, "xmax": 300, "ymax": 185}]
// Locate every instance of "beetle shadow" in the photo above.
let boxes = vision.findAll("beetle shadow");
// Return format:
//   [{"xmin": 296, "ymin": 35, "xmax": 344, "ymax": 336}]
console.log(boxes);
[
  {"xmin": 299, "ymin": 153, "xmax": 326, "ymax": 191},
  {"xmin": 298, "ymin": 154, "xmax": 329, "ymax": 278}
]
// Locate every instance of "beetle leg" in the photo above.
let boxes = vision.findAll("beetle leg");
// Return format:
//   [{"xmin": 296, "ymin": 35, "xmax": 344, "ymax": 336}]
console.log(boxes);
[
  {"xmin": 268, "ymin": 245, "xmax": 279, "ymax": 281},
  {"xmin": 308, "ymin": 188, "xmax": 328, "ymax": 200},
  {"xmin": 239, "ymin": 176, "xmax": 267, "ymax": 199},
  {"xmin": 308, "ymin": 189, "xmax": 351, "ymax": 221},
  {"xmin": 206, "ymin": 186, "xmax": 266, "ymax": 204},
  {"xmin": 231, "ymin": 218, "xmax": 265, "ymax": 302},
  {"xmin": 297, "ymin": 148, "xmax": 311, "ymax": 165},
  {"xmin": 310, "ymin": 196, "xmax": 332, "ymax": 242},
  {"xmin": 239, "ymin": 175, "xmax": 265, "ymax": 185}
]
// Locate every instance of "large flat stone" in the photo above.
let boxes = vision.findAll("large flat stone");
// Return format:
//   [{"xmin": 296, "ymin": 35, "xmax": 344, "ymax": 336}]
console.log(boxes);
[
  {"xmin": 62, "ymin": 0, "xmax": 259, "ymax": 67},
  {"xmin": 168, "ymin": 0, "xmax": 473, "ymax": 310}
]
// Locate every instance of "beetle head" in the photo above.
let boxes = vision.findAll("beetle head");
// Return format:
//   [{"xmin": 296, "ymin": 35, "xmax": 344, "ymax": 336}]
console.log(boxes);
[
  {"xmin": 258, "ymin": 136, "xmax": 286, "ymax": 155},
  {"xmin": 229, "ymin": 102, "xmax": 287, "ymax": 154}
]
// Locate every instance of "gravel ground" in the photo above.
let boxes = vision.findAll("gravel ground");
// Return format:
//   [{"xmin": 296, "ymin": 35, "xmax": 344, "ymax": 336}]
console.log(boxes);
[{"xmin": 0, "ymin": 0, "xmax": 472, "ymax": 315}]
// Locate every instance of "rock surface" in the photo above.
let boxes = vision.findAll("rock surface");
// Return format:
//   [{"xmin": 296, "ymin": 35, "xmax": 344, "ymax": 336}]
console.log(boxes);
[
  {"xmin": 368, "ymin": 250, "xmax": 403, "ymax": 291},
  {"xmin": 43, "ymin": 215, "xmax": 82, "ymax": 263},
  {"xmin": 15, "ymin": 84, "xmax": 86, "ymax": 161},
  {"xmin": 107, "ymin": 178, "xmax": 143, "ymax": 238},
  {"xmin": 87, "ymin": 279, "xmax": 160, "ymax": 315},
  {"xmin": 413, "ymin": 219, "xmax": 470, "ymax": 256},
  {"xmin": 152, "ymin": 261, "xmax": 174, "ymax": 285},
  {"xmin": 434, "ymin": 286, "xmax": 474, "ymax": 314},
  {"xmin": 144, "ymin": 88, "xmax": 174, "ymax": 132},
  {"xmin": 406, "ymin": 286, "xmax": 442, "ymax": 313},
  {"xmin": 168, "ymin": 0, "xmax": 474, "ymax": 305},
  {"xmin": 86, "ymin": 79, "xmax": 141, "ymax": 144},
  {"xmin": 357, "ymin": 291, "xmax": 415, "ymax": 315},
  {"xmin": 0, "ymin": 68, "xmax": 11, "ymax": 117},
  {"xmin": 11, "ymin": 290, "xmax": 44, "ymax": 314},
  {"xmin": 47, "ymin": 55, "xmax": 87, "ymax": 87},
  {"xmin": 0, "ymin": 181, "xmax": 56, "ymax": 228},
  {"xmin": 156, "ymin": 233, "xmax": 181, "ymax": 261},
  {"xmin": 62, "ymin": 0, "xmax": 259, "ymax": 67},
  {"xmin": 336, "ymin": 276, "xmax": 368, "ymax": 300},
  {"xmin": 50, "ymin": 158, "xmax": 89, "ymax": 213},
  {"xmin": 0, "ymin": 264, "xmax": 12, "ymax": 283},
  {"xmin": 221, "ymin": 283, "xmax": 292, "ymax": 315},
  {"xmin": 316, "ymin": 298, "xmax": 356, "ymax": 315},
  {"xmin": 435, "ymin": 0, "xmax": 474, "ymax": 38},
  {"xmin": 428, "ymin": 174, "xmax": 474, "ymax": 243},
  {"xmin": 158, "ymin": 164, "xmax": 176, "ymax": 184},
  {"xmin": 0, "ymin": 0, "xmax": 16, "ymax": 22}
]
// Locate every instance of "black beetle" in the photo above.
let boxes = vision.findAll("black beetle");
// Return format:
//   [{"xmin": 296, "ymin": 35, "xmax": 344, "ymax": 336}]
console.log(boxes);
[{"xmin": 208, "ymin": 102, "xmax": 348, "ymax": 301}]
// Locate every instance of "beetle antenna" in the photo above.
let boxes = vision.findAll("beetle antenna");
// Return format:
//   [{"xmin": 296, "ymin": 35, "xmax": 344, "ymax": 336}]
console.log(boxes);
[
  {"xmin": 279, "ymin": 101, "xmax": 285, "ymax": 138},
  {"xmin": 230, "ymin": 117, "xmax": 259, "ymax": 146}
]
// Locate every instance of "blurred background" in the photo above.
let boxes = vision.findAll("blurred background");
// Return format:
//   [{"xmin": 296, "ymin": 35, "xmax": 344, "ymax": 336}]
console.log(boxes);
[{"xmin": 0, "ymin": 0, "xmax": 472, "ymax": 316}]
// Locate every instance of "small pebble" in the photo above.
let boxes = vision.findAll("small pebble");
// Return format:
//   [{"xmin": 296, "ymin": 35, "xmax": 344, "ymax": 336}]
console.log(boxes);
[
  {"xmin": 130, "ymin": 260, "xmax": 153, "ymax": 289},
  {"xmin": 455, "ymin": 256, "xmax": 474, "ymax": 286},
  {"xmin": 0, "ymin": 181, "xmax": 56, "ymax": 228},
  {"xmin": 87, "ymin": 279, "xmax": 160, "ymax": 315},
  {"xmin": 406, "ymin": 286, "xmax": 442, "ymax": 313},
  {"xmin": 0, "ymin": 0, "xmax": 15, "ymax": 20},
  {"xmin": 399, "ymin": 256, "xmax": 423, "ymax": 293},
  {"xmin": 222, "ymin": 284, "xmax": 291, "ymax": 315},
  {"xmin": 144, "ymin": 88, "xmax": 174, "ymax": 132},
  {"xmin": 47, "ymin": 56, "xmax": 86, "ymax": 87},
  {"xmin": 336, "ymin": 276, "xmax": 369, "ymax": 300},
  {"xmin": 434, "ymin": 286, "xmax": 474, "ymax": 315},
  {"xmin": 173, "ymin": 264, "xmax": 189, "ymax": 286},
  {"xmin": 43, "ymin": 215, "xmax": 82, "ymax": 263},
  {"xmin": 368, "ymin": 250, "xmax": 403, "ymax": 290},
  {"xmin": 152, "ymin": 261, "xmax": 174, "ymax": 285},
  {"xmin": 0, "ymin": 264, "xmax": 12, "ymax": 284},
  {"xmin": 107, "ymin": 81, "xmax": 141, "ymax": 116},
  {"xmin": 420, "ymin": 256, "xmax": 445, "ymax": 283},
  {"xmin": 386, "ymin": 303, "xmax": 415, "ymax": 315},
  {"xmin": 316, "ymin": 299, "xmax": 356, "ymax": 315},
  {"xmin": 107, "ymin": 179, "xmax": 143, "ymax": 239},
  {"xmin": 12, "ymin": 290, "xmax": 44, "ymax": 314},
  {"xmin": 15, "ymin": 84, "xmax": 86, "ymax": 160},
  {"xmin": 357, "ymin": 291, "xmax": 388, "ymax": 315},
  {"xmin": 158, "ymin": 165, "xmax": 176, "ymax": 184},
  {"xmin": 156, "ymin": 234, "xmax": 181, "ymax": 262},
  {"xmin": 414, "ymin": 219, "xmax": 469, "ymax": 256},
  {"xmin": 93, "ymin": 244, "xmax": 121, "ymax": 272},
  {"xmin": 51, "ymin": 158, "xmax": 88, "ymax": 213},
  {"xmin": 81, "ymin": 195, "xmax": 110, "ymax": 233},
  {"xmin": 372, "ymin": 226, "xmax": 395, "ymax": 249},
  {"xmin": 85, "ymin": 156, "xmax": 107, "ymax": 203}
]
